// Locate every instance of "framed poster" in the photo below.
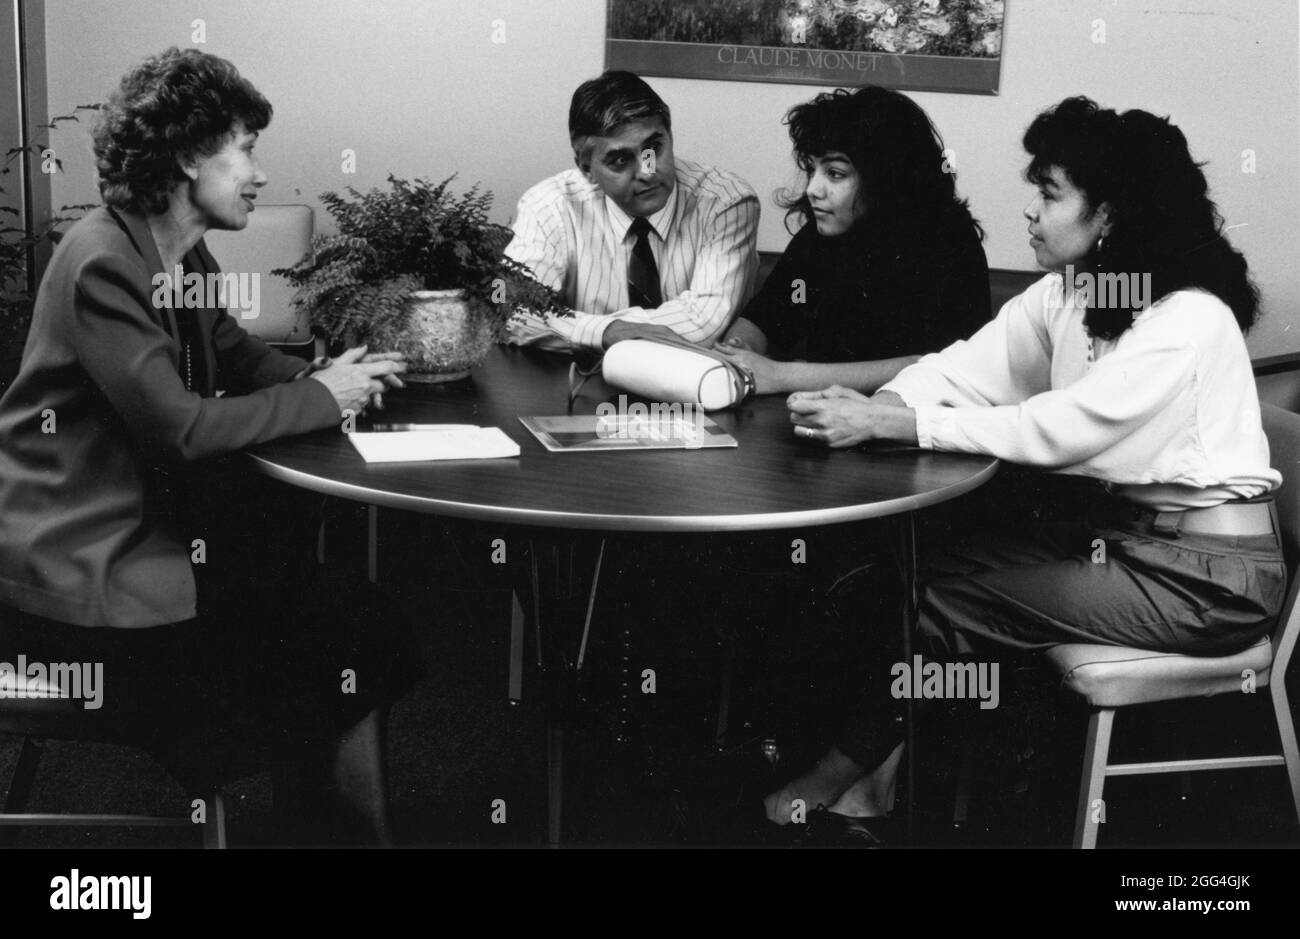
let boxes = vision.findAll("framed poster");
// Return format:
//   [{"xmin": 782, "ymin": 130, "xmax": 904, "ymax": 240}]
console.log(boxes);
[{"xmin": 606, "ymin": 0, "xmax": 1005, "ymax": 95}]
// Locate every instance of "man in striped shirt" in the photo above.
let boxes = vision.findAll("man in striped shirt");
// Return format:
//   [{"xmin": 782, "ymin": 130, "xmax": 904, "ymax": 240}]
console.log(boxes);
[{"xmin": 504, "ymin": 71, "xmax": 761, "ymax": 352}]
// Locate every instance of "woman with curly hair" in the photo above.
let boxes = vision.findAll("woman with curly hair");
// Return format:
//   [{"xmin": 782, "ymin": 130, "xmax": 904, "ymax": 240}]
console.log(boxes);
[
  {"xmin": 717, "ymin": 85, "xmax": 990, "ymax": 393},
  {"xmin": 767, "ymin": 96, "xmax": 1284, "ymax": 842},
  {"xmin": 0, "ymin": 48, "xmax": 413, "ymax": 844}
]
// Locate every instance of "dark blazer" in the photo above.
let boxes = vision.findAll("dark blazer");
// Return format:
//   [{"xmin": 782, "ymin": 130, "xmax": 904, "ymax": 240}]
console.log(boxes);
[{"xmin": 0, "ymin": 207, "xmax": 340, "ymax": 628}]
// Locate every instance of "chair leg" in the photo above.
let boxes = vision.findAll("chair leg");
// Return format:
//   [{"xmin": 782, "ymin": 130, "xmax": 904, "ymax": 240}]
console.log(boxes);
[
  {"xmin": 201, "ymin": 790, "xmax": 227, "ymax": 849},
  {"xmin": 1270, "ymin": 679, "xmax": 1300, "ymax": 828},
  {"xmin": 1074, "ymin": 708, "xmax": 1114, "ymax": 849}
]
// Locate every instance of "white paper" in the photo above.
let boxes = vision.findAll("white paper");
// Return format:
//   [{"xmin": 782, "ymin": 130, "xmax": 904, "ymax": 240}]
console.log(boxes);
[{"xmin": 347, "ymin": 427, "xmax": 520, "ymax": 463}]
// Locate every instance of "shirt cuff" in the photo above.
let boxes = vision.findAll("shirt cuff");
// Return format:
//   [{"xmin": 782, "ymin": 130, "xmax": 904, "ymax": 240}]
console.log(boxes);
[
  {"xmin": 911, "ymin": 405, "xmax": 943, "ymax": 450},
  {"xmin": 507, "ymin": 310, "xmax": 608, "ymax": 352},
  {"xmin": 567, "ymin": 314, "xmax": 611, "ymax": 352}
]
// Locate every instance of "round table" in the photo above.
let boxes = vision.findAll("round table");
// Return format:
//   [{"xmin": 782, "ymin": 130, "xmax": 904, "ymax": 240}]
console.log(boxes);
[
  {"xmin": 248, "ymin": 345, "xmax": 999, "ymax": 844},
  {"xmin": 249, "ymin": 346, "xmax": 998, "ymax": 530}
]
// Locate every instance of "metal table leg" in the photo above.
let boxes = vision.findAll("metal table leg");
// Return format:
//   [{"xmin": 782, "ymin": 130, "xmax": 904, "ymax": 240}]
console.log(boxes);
[
  {"xmin": 367, "ymin": 504, "xmax": 378, "ymax": 584},
  {"xmin": 508, "ymin": 591, "xmax": 525, "ymax": 705},
  {"xmin": 527, "ymin": 537, "xmax": 607, "ymax": 847},
  {"xmin": 896, "ymin": 513, "xmax": 918, "ymax": 839}
]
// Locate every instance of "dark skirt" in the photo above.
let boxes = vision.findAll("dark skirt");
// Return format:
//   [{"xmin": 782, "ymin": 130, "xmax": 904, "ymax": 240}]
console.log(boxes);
[{"xmin": 0, "ymin": 566, "xmax": 422, "ymax": 792}]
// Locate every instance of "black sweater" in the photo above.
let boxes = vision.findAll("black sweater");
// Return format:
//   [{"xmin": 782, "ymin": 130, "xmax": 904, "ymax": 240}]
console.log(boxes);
[{"xmin": 742, "ymin": 212, "xmax": 991, "ymax": 363}]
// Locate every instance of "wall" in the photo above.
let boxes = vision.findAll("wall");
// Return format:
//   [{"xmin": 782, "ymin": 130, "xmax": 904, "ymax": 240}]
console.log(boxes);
[
  {"xmin": 41, "ymin": 0, "xmax": 1300, "ymax": 355},
  {"xmin": 1, "ymin": 4, "xmax": 22, "ymax": 223},
  {"xmin": 3, "ymin": 0, "xmax": 51, "ymax": 272}
]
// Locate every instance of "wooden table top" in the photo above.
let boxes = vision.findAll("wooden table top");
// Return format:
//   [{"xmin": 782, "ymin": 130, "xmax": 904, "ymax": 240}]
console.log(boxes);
[{"xmin": 248, "ymin": 346, "xmax": 998, "ymax": 532}]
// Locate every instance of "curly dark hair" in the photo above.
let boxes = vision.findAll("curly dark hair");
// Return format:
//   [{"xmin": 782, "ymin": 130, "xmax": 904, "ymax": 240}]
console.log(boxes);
[
  {"xmin": 778, "ymin": 85, "xmax": 983, "ymax": 244},
  {"xmin": 1023, "ymin": 96, "xmax": 1259, "ymax": 338},
  {"xmin": 93, "ymin": 48, "xmax": 271, "ymax": 215}
]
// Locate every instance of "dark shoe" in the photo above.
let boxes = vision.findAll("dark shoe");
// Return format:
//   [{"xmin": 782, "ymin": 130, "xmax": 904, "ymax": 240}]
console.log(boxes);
[
  {"xmin": 796, "ymin": 806, "xmax": 894, "ymax": 848},
  {"xmin": 837, "ymin": 814, "xmax": 893, "ymax": 847}
]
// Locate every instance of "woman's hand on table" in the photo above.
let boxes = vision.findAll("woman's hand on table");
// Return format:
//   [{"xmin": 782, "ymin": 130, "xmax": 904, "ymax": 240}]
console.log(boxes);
[
  {"xmin": 786, "ymin": 385, "xmax": 918, "ymax": 448},
  {"xmin": 713, "ymin": 340, "xmax": 787, "ymax": 394},
  {"xmin": 307, "ymin": 345, "xmax": 407, "ymax": 415}
]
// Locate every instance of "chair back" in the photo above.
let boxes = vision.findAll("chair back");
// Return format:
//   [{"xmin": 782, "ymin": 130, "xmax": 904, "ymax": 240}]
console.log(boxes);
[
  {"xmin": 1261, "ymin": 403, "xmax": 1300, "ymax": 680},
  {"xmin": 203, "ymin": 204, "xmax": 314, "ymax": 344}
]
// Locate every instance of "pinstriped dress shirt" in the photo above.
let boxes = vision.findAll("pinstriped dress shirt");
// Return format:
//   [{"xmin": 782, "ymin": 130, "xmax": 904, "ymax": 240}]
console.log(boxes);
[{"xmin": 504, "ymin": 157, "xmax": 760, "ymax": 352}]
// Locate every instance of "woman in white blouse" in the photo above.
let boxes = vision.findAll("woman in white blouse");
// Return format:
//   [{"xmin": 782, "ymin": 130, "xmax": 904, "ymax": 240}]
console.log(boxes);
[{"xmin": 765, "ymin": 97, "xmax": 1286, "ymax": 841}]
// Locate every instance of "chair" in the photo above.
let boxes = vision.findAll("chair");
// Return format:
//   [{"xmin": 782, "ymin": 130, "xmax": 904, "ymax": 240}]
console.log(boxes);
[
  {"xmin": 988, "ymin": 268, "xmax": 1043, "ymax": 315},
  {"xmin": 1048, "ymin": 402, "xmax": 1300, "ymax": 847},
  {"xmin": 0, "ymin": 670, "xmax": 226, "ymax": 847},
  {"xmin": 203, "ymin": 203, "xmax": 316, "ymax": 357},
  {"xmin": 1254, "ymin": 352, "xmax": 1300, "ymax": 412}
]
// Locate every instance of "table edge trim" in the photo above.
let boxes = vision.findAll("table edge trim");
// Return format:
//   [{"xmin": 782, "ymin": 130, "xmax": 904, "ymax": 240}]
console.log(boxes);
[{"xmin": 247, "ymin": 453, "xmax": 1000, "ymax": 531}]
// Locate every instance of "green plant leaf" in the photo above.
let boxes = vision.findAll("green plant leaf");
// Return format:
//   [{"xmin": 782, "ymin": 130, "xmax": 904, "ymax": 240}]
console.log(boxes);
[{"xmin": 278, "ymin": 174, "xmax": 571, "ymax": 345}]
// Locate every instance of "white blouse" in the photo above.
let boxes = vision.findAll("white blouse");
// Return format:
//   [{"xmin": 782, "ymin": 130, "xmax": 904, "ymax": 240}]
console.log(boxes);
[{"xmin": 880, "ymin": 273, "xmax": 1280, "ymax": 510}]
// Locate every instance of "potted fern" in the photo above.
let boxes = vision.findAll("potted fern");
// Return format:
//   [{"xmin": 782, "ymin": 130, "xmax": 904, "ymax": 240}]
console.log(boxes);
[{"xmin": 274, "ymin": 174, "xmax": 569, "ymax": 383}]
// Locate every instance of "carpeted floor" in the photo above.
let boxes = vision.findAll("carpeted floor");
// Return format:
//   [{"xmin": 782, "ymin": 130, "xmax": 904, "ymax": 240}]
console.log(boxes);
[{"xmin": 2, "ymin": 500, "xmax": 1297, "ymax": 849}]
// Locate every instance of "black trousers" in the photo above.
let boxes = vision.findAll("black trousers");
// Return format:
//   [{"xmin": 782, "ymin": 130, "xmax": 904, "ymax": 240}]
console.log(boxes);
[{"xmin": 833, "ymin": 477, "xmax": 1287, "ymax": 770}]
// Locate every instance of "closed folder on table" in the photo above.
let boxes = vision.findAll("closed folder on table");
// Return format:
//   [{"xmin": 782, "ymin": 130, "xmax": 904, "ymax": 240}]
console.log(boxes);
[{"xmin": 347, "ymin": 427, "xmax": 520, "ymax": 463}]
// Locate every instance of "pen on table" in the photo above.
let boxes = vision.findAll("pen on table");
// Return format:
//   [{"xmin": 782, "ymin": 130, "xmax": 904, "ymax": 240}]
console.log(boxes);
[{"xmin": 364, "ymin": 423, "xmax": 478, "ymax": 432}]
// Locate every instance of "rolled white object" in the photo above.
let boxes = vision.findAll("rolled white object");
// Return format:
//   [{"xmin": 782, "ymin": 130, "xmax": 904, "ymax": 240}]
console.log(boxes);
[{"xmin": 601, "ymin": 339, "xmax": 742, "ymax": 411}]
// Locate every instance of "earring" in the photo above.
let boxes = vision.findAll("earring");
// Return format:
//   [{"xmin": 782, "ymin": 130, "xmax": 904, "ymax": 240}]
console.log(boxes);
[{"xmin": 1096, "ymin": 234, "xmax": 1106, "ymax": 253}]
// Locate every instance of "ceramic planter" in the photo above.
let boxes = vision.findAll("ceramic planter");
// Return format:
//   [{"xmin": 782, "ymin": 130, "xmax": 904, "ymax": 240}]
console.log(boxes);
[{"xmin": 386, "ymin": 288, "xmax": 494, "ymax": 383}]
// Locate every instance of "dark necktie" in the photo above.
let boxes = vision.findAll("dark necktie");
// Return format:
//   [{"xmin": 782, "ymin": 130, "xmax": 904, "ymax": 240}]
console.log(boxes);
[{"xmin": 627, "ymin": 216, "xmax": 662, "ymax": 309}]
